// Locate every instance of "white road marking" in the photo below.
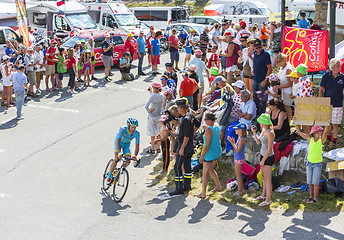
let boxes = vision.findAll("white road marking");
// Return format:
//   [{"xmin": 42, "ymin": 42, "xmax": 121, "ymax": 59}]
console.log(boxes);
[
  {"xmin": 0, "ymin": 193, "xmax": 10, "ymax": 198},
  {"xmin": 131, "ymin": 88, "xmax": 145, "ymax": 92},
  {"xmin": 27, "ymin": 104, "xmax": 79, "ymax": 113}
]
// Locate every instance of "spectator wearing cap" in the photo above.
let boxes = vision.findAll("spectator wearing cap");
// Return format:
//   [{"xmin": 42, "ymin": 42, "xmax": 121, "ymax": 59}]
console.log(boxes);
[
  {"xmin": 45, "ymin": 40, "xmax": 59, "ymax": 91},
  {"xmin": 221, "ymin": 19, "xmax": 234, "ymax": 36},
  {"xmin": 146, "ymin": 26, "xmax": 154, "ymax": 65},
  {"xmin": 86, "ymin": 37, "xmax": 97, "ymax": 80},
  {"xmin": 102, "ymin": 34, "xmax": 115, "ymax": 82},
  {"xmin": 238, "ymin": 90, "xmax": 256, "ymax": 129},
  {"xmin": 236, "ymin": 21, "xmax": 252, "ymax": 41},
  {"xmin": 230, "ymin": 80, "xmax": 245, "ymax": 122},
  {"xmin": 10, "ymin": 65, "xmax": 28, "ymax": 120},
  {"xmin": 136, "ymin": 31, "xmax": 146, "ymax": 76},
  {"xmin": 239, "ymin": 36, "xmax": 254, "ymax": 97},
  {"xmin": 209, "ymin": 67, "xmax": 220, "ymax": 87},
  {"xmin": 189, "ymin": 49, "xmax": 210, "ymax": 108},
  {"xmin": 199, "ymin": 26, "xmax": 211, "ymax": 62},
  {"xmin": 298, "ymin": 11, "xmax": 310, "ymax": 29},
  {"xmin": 207, "ymin": 44, "xmax": 220, "ymax": 69},
  {"xmin": 319, "ymin": 58, "xmax": 344, "ymax": 149},
  {"xmin": 164, "ymin": 62, "xmax": 178, "ymax": 85},
  {"xmin": 168, "ymin": 28, "xmax": 182, "ymax": 71},
  {"xmin": 184, "ymin": 29, "xmax": 197, "ymax": 68},
  {"xmin": 76, "ymin": 39, "xmax": 86, "ymax": 82},
  {"xmin": 260, "ymin": 22, "xmax": 269, "ymax": 47},
  {"xmin": 119, "ymin": 52, "xmax": 134, "ymax": 81},
  {"xmin": 252, "ymin": 38, "xmax": 272, "ymax": 117},
  {"xmin": 33, "ymin": 45, "xmax": 45, "ymax": 94},
  {"xmin": 151, "ymin": 31, "xmax": 163, "ymax": 75},
  {"xmin": 295, "ymin": 63, "xmax": 312, "ymax": 134},
  {"xmin": 145, "ymin": 82, "xmax": 165, "ymax": 154},
  {"xmin": 179, "ymin": 72, "xmax": 199, "ymax": 109},
  {"xmin": 217, "ymin": 30, "xmax": 231, "ymax": 76},
  {"xmin": 125, "ymin": 33, "xmax": 136, "ymax": 61},
  {"xmin": 273, "ymin": 53, "xmax": 294, "ymax": 121},
  {"xmin": 1, "ymin": 55, "xmax": 13, "ymax": 107},
  {"xmin": 220, "ymin": 31, "xmax": 242, "ymax": 85},
  {"xmin": 266, "ymin": 73, "xmax": 279, "ymax": 101},
  {"xmin": 15, "ymin": 45, "xmax": 26, "ymax": 69},
  {"xmin": 24, "ymin": 47, "xmax": 38, "ymax": 97}
]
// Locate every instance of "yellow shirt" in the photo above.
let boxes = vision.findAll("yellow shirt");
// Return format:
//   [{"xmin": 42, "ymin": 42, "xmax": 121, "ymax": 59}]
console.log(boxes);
[{"xmin": 308, "ymin": 137, "xmax": 323, "ymax": 163}]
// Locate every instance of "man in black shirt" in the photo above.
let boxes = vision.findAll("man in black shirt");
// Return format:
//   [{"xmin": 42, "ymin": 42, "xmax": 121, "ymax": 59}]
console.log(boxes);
[
  {"xmin": 164, "ymin": 63, "xmax": 178, "ymax": 85},
  {"xmin": 169, "ymin": 98, "xmax": 200, "ymax": 195}
]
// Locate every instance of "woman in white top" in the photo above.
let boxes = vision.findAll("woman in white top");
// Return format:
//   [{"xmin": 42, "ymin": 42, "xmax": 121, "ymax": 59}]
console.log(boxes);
[
  {"xmin": 34, "ymin": 45, "xmax": 45, "ymax": 93},
  {"xmin": 252, "ymin": 23, "xmax": 260, "ymax": 39},
  {"xmin": 238, "ymin": 37, "xmax": 255, "ymax": 97},
  {"xmin": 273, "ymin": 53, "xmax": 294, "ymax": 121},
  {"xmin": 1, "ymin": 55, "xmax": 13, "ymax": 106}
]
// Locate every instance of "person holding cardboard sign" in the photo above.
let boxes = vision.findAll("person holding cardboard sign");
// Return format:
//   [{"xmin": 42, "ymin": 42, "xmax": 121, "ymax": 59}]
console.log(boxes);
[
  {"xmin": 295, "ymin": 125, "xmax": 329, "ymax": 204},
  {"xmin": 319, "ymin": 58, "xmax": 344, "ymax": 150}
]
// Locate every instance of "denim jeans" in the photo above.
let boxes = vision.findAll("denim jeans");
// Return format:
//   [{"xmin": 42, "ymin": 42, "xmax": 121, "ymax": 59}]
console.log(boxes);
[
  {"xmin": 68, "ymin": 68, "xmax": 75, "ymax": 89},
  {"xmin": 306, "ymin": 161, "xmax": 322, "ymax": 185},
  {"xmin": 252, "ymin": 81, "xmax": 267, "ymax": 117},
  {"xmin": 137, "ymin": 52, "xmax": 144, "ymax": 73},
  {"xmin": 14, "ymin": 90, "xmax": 25, "ymax": 118}
]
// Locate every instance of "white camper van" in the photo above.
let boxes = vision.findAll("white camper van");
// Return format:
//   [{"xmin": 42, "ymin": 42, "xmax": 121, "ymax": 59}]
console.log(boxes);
[
  {"xmin": 211, "ymin": 0, "xmax": 271, "ymax": 16},
  {"xmin": 27, "ymin": 1, "xmax": 97, "ymax": 40},
  {"xmin": 80, "ymin": 1, "xmax": 149, "ymax": 36},
  {"xmin": 130, "ymin": 6, "xmax": 188, "ymax": 30},
  {"xmin": 291, "ymin": 0, "xmax": 316, "ymax": 21}
]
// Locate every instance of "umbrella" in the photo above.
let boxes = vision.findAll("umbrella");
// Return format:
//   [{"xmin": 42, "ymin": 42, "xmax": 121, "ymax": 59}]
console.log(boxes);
[{"xmin": 204, "ymin": 4, "xmax": 224, "ymax": 16}]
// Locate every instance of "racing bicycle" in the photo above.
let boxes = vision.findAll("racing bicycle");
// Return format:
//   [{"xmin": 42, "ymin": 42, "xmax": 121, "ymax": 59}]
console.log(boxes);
[{"xmin": 102, "ymin": 154, "xmax": 140, "ymax": 202}]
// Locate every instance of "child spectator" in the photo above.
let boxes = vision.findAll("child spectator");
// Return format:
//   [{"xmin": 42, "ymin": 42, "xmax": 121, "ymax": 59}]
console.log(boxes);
[
  {"xmin": 266, "ymin": 73, "xmax": 279, "ymax": 101},
  {"xmin": 287, "ymin": 70, "xmax": 300, "ymax": 102},
  {"xmin": 82, "ymin": 49, "xmax": 92, "ymax": 87},
  {"xmin": 209, "ymin": 67, "xmax": 220, "ymax": 87},
  {"xmin": 179, "ymin": 72, "xmax": 199, "ymax": 109},
  {"xmin": 119, "ymin": 52, "xmax": 135, "ymax": 81},
  {"xmin": 1, "ymin": 55, "xmax": 13, "ymax": 107},
  {"xmin": 56, "ymin": 47, "xmax": 67, "ymax": 89},
  {"xmin": 227, "ymin": 123, "xmax": 247, "ymax": 196},
  {"xmin": 298, "ymin": 11, "xmax": 310, "ymax": 29},
  {"xmin": 207, "ymin": 45, "xmax": 219, "ymax": 69},
  {"xmin": 66, "ymin": 48, "xmax": 77, "ymax": 94},
  {"xmin": 295, "ymin": 125, "xmax": 329, "ymax": 203}
]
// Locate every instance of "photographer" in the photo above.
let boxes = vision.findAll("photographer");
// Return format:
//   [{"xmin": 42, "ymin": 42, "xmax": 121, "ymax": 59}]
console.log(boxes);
[
  {"xmin": 119, "ymin": 52, "xmax": 134, "ymax": 81},
  {"xmin": 102, "ymin": 34, "xmax": 115, "ymax": 81}
]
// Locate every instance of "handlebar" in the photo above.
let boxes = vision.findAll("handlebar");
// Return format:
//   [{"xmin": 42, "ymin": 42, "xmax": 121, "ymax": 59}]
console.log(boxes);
[{"xmin": 118, "ymin": 154, "xmax": 140, "ymax": 167}]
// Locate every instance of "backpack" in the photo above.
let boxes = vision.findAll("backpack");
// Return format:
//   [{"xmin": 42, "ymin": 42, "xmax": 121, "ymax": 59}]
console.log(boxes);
[{"xmin": 241, "ymin": 162, "xmax": 256, "ymax": 178}]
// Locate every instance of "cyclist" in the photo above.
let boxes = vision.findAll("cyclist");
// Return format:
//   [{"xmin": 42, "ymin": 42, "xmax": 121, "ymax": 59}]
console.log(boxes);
[{"xmin": 106, "ymin": 118, "xmax": 140, "ymax": 184}]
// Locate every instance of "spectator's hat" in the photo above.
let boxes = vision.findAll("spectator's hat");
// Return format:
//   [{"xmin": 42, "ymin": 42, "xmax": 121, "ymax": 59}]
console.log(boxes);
[
  {"xmin": 268, "ymin": 73, "xmax": 279, "ymax": 82},
  {"xmin": 110, "ymin": 31, "xmax": 115, "ymax": 35},
  {"xmin": 257, "ymin": 113, "xmax": 272, "ymax": 125},
  {"xmin": 176, "ymin": 97, "xmax": 188, "ymax": 106},
  {"xmin": 210, "ymin": 67, "xmax": 220, "ymax": 76},
  {"xmin": 152, "ymin": 82, "xmax": 162, "ymax": 90},
  {"xmin": 163, "ymin": 88, "xmax": 173, "ymax": 96},
  {"xmin": 286, "ymin": 70, "xmax": 299, "ymax": 79},
  {"xmin": 85, "ymin": 49, "xmax": 91, "ymax": 53},
  {"xmin": 234, "ymin": 123, "xmax": 247, "ymax": 130},
  {"xmin": 57, "ymin": 38, "xmax": 63, "ymax": 43},
  {"xmin": 296, "ymin": 64, "xmax": 308, "ymax": 75},
  {"xmin": 80, "ymin": 39, "xmax": 86, "ymax": 43},
  {"xmin": 247, "ymin": 36, "xmax": 255, "ymax": 43},
  {"xmin": 194, "ymin": 49, "xmax": 203, "ymax": 56},
  {"xmin": 150, "ymin": 26, "xmax": 154, "ymax": 29},
  {"xmin": 75, "ymin": 40, "xmax": 81, "ymax": 45},
  {"xmin": 127, "ymin": 33, "xmax": 133, "ymax": 37},
  {"xmin": 27, "ymin": 47, "xmax": 34, "ymax": 52},
  {"xmin": 222, "ymin": 18, "xmax": 229, "ymax": 23},
  {"xmin": 51, "ymin": 39, "xmax": 57, "ymax": 44},
  {"xmin": 214, "ymin": 76, "xmax": 226, "ymax": 85},
  {"xmin": 2, "ymin": 55, "xmax": 10, "ymax": 61},
  {"xmin": 139, "ymin": 30, "xmax": 144, "ymax": 34},
  {"xmin": 253, "ymin": 38, "xmax": 262, "ymax": 48},
  {"xmin": 182, "ymin": 71, "xmax": 189, "ymax": 77},
  {"xmin": 224, "ymin": 31, "xmax": 232, "ymax": 36},
  {"xmin": 190, "ymin": 29, "xmax": 195, "ymax": 32},
  {"xmin": 165, "ymin": 62, "xmax": 173, "ymax": 68},
  {"xmin": 310, "ymin": 126, "xmax": 324, "ymax": 135},
  {"xmin": 188, "ymin": 65, "xmax": 197, "ymax": 71},
  {"xmin": 232, "ymin": 80, "xmax": 245, "ymax": 89},
  {"xmin": 240, "ymin": 21, "xmax": 247, "ymax": 28}
]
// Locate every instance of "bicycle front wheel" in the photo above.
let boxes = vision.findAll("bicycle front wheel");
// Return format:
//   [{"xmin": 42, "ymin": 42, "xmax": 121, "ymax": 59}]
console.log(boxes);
[{"xmin": 112, "ymin": 168, "xmax": 129, "ymax": 203}]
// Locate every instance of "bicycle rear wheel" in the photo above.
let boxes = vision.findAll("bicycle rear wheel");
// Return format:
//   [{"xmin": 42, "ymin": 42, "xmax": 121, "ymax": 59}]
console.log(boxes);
[
  {"xmin": 102, "ymin": 159, "xmax": 114, "ymax": 191},
  {"xmin": 112, "ymin": 168, "xmax": 129, "ymax": 202}
]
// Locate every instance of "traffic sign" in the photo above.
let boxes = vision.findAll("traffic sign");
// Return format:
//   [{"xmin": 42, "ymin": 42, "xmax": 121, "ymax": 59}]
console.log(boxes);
[{"xmin": 269, "ymin": 11, "xmax": 295, "ymax": 21}]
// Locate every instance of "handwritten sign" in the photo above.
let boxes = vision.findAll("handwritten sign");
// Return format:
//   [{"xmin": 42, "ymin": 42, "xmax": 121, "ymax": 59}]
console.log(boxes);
[{"xmin": 294, "ymin": 97, "xmax": 332, "ymax": 126}]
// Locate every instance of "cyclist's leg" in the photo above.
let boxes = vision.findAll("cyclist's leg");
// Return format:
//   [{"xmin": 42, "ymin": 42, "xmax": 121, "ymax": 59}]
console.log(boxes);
[{"xmin": 123, "ymin": 144, "xmax": 132, "ymax": 168}]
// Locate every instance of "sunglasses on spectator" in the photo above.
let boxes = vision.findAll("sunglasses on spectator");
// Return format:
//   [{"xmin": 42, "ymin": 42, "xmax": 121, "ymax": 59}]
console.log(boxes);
[
  {"xmin": 160, "ymin": 78, "xmax": 167, "ymax": 81},
  {"xmin": 255, "ymin": 47, "xmax": 262, "ymax": 49},
  {"xmin": 240, "ymin": 40, "xmax": 246, "ymax": 42}
]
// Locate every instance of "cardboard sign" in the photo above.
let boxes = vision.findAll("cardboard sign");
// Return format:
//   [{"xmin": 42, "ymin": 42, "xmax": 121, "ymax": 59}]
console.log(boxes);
[{"xmin": 294, "ymin": 97, "xmax": 332, "ymax": 126}]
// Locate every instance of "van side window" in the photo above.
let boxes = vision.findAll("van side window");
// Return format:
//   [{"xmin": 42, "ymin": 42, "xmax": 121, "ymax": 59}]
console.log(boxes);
[
  {"xmin": 0, "ymin": 31, "xmax": 5, "ymax": 44},
  {"xmin": 5, "ymin": 29, "xmax": 18, "ymax": 42},
  {"xmin": 33, "ymin": 13, "xmax": 47, "ymax": 26},
  {"xmin": 195, "ymin": 18, "xmax": 206, "ymax": 24},
  {"xmin": 207, "ymin": 19, "xmax": 218, "ymax": 25},
  {"xmin": 94, "ymin": 37, "xmax": 105, "ymax": 48},
  {"xmin": 102, "ymin": 14, "xmax": 117, "ymax": 28},
  {"xmin": 250, "ymin": 8, "xmax": 259, "ymax": 15},
  {"xmin": 55, "ymin": 16, "xmax": 70, "ymax": 31},
  {"xmin": 135, "ymin": 10, "xmax": 151, "ymax": 21},
  {"xmin": 88, "ymin": 10, "xmax": 101, "ymax": 24},
  {"xmin": 149, "ymin": 11, "xmax": 168, "ymax": 21},
  {"xmin": 112, "ymin": 36, "xmax": 124, "ymax": 45}
]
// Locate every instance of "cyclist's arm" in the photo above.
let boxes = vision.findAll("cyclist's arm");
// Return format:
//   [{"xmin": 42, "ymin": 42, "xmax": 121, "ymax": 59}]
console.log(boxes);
[
  {"xmin": 115, "ymin": 137, "xmax": 121, "ymax": 154},
  {"xmin": 134, "ymin": 143, "xmax": 139, "ymax": 157}
]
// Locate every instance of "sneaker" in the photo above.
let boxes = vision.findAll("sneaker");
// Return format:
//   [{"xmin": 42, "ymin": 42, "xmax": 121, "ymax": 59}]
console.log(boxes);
[
  {"xmin": 225, "ymin": 150, "xmax": 234, "ymax": 157},
  {"xmin": 159, "ymin": 169, "xmax": 166, "ymax": 173},
  {"xmin": 138, "ymin": 72, "xmax": 146, "ymax": 76},
  {"xmin": 75, "ymin": 87, "xmax": 80, "ymax": 91},
  {"xmin": 71, "ymin": 90, "xmax": 77, "ymax": 94},
  {"xmin": 157, "ymin": 155, "xmax": 163, "ymax": 160},
  {"xmin": 67, "ymin": 89, "xmax": 71, "ymax": 93},
  {"xmin": 105, "ymin": 76, "xmax": 111, "ymax": 82},
  {"xmin": 16, "ymin": 116, "xmax": 24, "ymax": 120},
  {"xmin": 109, "ymin": 72, "xmax": 114, "ymax": 76},
  {"xmin": 106, "ymin": 177, "xmax": 112, "ymax": 185},
  {"xmin": 155, "ymin": 72, "xmax": 162, "ymax": 75},
  {"xmin": 36, "ymin": 88, "xmax": 42, "ymax": 94},
  {"xmin": 92, "ymin": 76, "xmax": 98, "ymax": 80},
  {"xmin": 78, "ymin": 78, "xmax": 84, "ymax": 82},
  {"xmin": 151, "ymin": 72, "xmax": 157, "ymax": 76}
]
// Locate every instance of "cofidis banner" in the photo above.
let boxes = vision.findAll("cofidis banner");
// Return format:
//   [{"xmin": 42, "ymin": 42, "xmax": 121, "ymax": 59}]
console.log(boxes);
[
  {"xmin": 282, "ymin": 26, "xmax": 329, "ymax": 72},
  {"xmin": 15, "ymin": 0, "xmax": 30, "ymax": 48}
]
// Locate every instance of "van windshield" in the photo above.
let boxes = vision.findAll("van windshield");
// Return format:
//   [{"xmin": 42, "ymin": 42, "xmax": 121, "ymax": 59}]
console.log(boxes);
[
  {"xmin": 66, "ymin": 14, "xmax": 97, "ymax": 30},
  {"xmin": 115, "ymin": 14, "xmax": 140, "ymax": 26},
  {"xmin": 258, "ymin": 8, "xmax": 271, "ymax": 15}
]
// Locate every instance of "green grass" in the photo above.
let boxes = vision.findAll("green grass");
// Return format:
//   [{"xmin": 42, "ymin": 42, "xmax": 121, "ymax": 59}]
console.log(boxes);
[
  {"xmin": 148, "ymin": 157, "xmax": 344, "ymax": 212},
  {"xmin": 126, "ymin": 1, "xmax": 210, "ymax": 16}
]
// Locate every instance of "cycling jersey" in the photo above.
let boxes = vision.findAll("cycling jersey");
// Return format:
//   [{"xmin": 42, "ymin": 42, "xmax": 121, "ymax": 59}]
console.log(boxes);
[{"xmin": 115, "ymin": 126, "xmax": 140, "ymax": 144}]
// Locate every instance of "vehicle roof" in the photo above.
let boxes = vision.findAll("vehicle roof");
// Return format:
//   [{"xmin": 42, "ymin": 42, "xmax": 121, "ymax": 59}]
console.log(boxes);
[
  {"xmin": 76, "ymin": 29, "xmax": 126, "ymax": 39},
  {"xmin": 81, "ymin": 1, "xmax": 132, "ymax": 14},
  {"xmin": 28, "ymin": 1, "xmax": 87, "ymax": 13},
  {"xmin": 211, "ymin": 0, "xmax": 269, "ymax": 8},
  {"xmin": 189, "ymin": 16, "xmax": 223, "ymax": 19},
  {"xmin": 130, "ymin": 6, "xmax": 186, "ymax": 10}
]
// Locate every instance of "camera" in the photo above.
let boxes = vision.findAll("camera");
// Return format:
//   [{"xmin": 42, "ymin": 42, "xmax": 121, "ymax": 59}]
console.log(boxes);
[{"xmin": 162, "ymin": 110, "xmax": 177, "ymax": 125}]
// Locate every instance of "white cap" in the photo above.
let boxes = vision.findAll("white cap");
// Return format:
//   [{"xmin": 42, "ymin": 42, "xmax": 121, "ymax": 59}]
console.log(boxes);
[
  {"xmin": 27, "ymin": 47, "xmax": 34, "ymax": 51},
  {"xmin": 75, "ymin": 40, "xmax": 81, "ymax": 45},
  {"xmin": 232, "ymin": 80, "xmax": 245, "ymax": 89},
  {"xmin": 2, "ymin": 55, "xmax": 10, "ymax": 61}
]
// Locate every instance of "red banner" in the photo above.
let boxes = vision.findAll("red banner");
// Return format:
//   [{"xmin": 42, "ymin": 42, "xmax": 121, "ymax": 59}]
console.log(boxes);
[{"xmin": 282, "ymin": 26, "xmax": 329, "ymax": 72}]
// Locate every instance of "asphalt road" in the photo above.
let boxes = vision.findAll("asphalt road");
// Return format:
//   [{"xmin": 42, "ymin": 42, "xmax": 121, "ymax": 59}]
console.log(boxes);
[{"xmin": 1, "ymin": 52, "xmax": 344, "ymax": 240}]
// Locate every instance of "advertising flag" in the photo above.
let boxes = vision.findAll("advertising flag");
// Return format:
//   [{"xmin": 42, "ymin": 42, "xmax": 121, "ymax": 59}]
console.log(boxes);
[
  {"xmin": 15, "ymin": 0, "xmax": 30, "ymax": 48},
  {"xmin": 57, "ymin": 0, "xmax": 66, "ymax": 7},
  {"xmin": 282, "ymin": 26, "xmax": 329, "ymax": 72}
]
